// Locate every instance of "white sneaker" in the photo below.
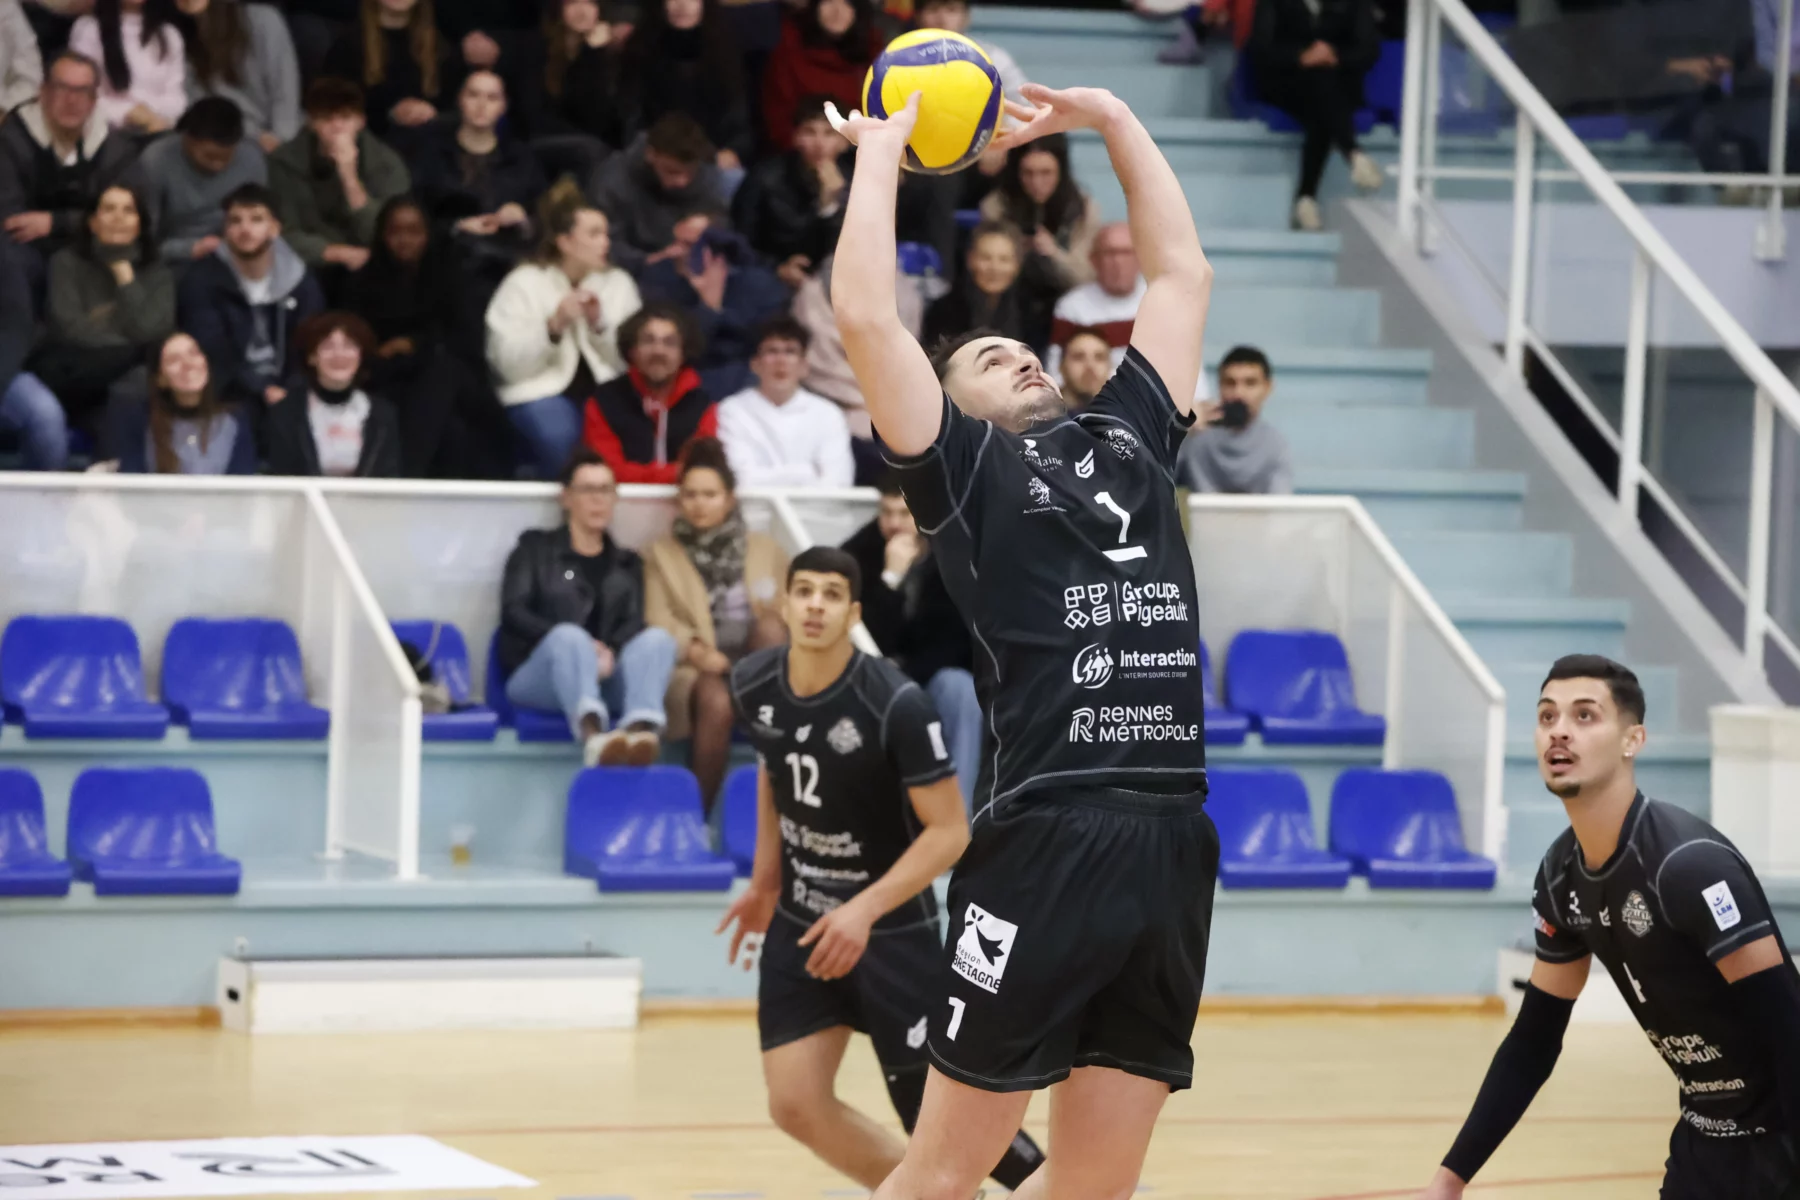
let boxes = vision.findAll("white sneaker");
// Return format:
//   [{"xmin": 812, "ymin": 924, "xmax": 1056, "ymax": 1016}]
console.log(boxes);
[
  {"xmin": 1349, "ymin": 150, "xmax": 1384, "ymax": 192},
  {"xmin": 582, "ymin": 731, "xmax": 630, "ymax": 767},
  {"xmin": 1292, "ymin": 196, "xmax": 1323, "ymax": 231},
  {"xmin": 622, "ymin": 729, "xmax": 661, "ymax": 766}
]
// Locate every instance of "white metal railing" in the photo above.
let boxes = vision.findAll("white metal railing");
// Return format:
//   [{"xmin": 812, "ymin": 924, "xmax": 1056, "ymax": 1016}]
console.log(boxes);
[
  {"xmin": 1189, "ymin": 495, "xmax": 1507, "ymax": 859},
  {"xmin": 1396, "ymin": 0, "xmax": 1800, "ymax": 698}
]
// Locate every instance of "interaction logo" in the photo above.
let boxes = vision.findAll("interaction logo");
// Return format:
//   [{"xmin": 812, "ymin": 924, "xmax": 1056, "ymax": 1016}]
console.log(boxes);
[{"xmin": 1071, "ymin": 644, "xmax": 1114, "ymax": 690}]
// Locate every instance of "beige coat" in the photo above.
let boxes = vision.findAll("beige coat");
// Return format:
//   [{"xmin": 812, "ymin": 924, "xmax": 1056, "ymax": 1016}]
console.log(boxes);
[
  {"xmin": 644, "ymin": 530, "xmax": 788, "ymax": 739},
  {"xmin": 979, "ymin": 189, "xmax": 1103, "ymax": 291}
]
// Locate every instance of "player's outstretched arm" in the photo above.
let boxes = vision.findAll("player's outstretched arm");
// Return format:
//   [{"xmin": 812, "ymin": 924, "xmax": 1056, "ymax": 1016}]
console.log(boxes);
[
  {"xmin": 1720, "ymin": 937, "xmax": 1800, "ymax": 1137},
  {"xmin": 826, "ymin": 94, "xmax": 943, "ymax": 458},
  {"xmin": 717, "ymin": 762, "xmax": 781, "ymax": 967},
  {"xmin": 1417, "ymin": 956, "xmax": 1588, "ymax": 1198},
  {"xmin": 797, "ymin": 777, "xmax": 970, "ymax": 981}
]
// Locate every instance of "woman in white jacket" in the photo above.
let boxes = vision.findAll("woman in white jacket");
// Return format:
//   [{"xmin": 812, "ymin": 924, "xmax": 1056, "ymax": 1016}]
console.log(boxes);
[{"xmin": 485, "ymin": 177, "xmax": 641, "ymax": 479}]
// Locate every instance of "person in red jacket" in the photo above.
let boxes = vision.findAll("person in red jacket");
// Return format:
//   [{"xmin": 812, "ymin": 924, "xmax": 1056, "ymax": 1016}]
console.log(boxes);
[
  {"xmin": 582, "ymin": 301, "xmax": 717, "ymax": 483},
  {"xmin": 761, "ymin": 0, "xmax": 880, "ymax": 153}
]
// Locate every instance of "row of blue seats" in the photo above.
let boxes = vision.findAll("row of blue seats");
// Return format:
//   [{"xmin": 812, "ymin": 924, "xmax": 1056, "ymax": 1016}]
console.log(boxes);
[{"xmin": 0, "ymin": 616, "xmax": 1389, "ymax": 747}]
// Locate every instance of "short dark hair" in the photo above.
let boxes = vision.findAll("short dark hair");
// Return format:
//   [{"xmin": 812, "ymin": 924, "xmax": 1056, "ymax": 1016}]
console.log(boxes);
[
  {"xmin": 619, "ymin": 302, "xmax": 701, "ymax": 365},
  {"xmin": 1540, "ymin": 654, "xmax": 1646, "ymax": 726},
  {"xmin": 295, "ymin": 311, "xmax": 378, "ymax": 373},
  {"xmin": 1063, "ymin": 326, "xmax": 1112, "ymax": 354},
  {"xmin": 876, "ymin": 471, "xmax": 906, "ymax": 498},
  {"xmin": 1220, "ymin": 345, "xmax": 1272, "ymax": 378},
  {"xmin": 221, "ymin": 181, "xmax": 277, "ymax": 215},
  {"xmin": 794, "ymin": 94, "xmax": 835, "ymax": 128},
  {"xmin": 559, "ymin": 445, "xmax": 615, "ymax": 488},
  {"xmin": 177, "ymin": 96, "xmax": 245, "ymax": 144},
  {"xmin": 753, "ymin": 315, "xmax": 811, "ymax": 356},
  {"xmin": 678, "ymin": 436, "xmax": 736, "ymax": 492},
  {"xmin": 787, "ymin": 545, "xmax": 862, "ymax": 602},
  {"xmin": 304, "ymin": 76, "xmax": 365, "ymax": 118},
  {"xmin": 645, "ymin": 112, "xmax": 713, "ymax": 167},
  {"xmin": 928, "ymin": 327, "xmax": 1004, "ymax": 382},
  {"xmin": 46, "ymin": 49, "xmax": 100, "ymax": 86},
  {"xmin": 968, "ymin": 218, "xmax": 1023, "ymax": 258}
]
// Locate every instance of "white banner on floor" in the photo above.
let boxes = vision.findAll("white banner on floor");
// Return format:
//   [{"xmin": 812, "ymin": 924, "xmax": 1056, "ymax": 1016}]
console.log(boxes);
[{"xmin": 0, "ymin": 1135, "xmax": 534, "ymax": 1200}]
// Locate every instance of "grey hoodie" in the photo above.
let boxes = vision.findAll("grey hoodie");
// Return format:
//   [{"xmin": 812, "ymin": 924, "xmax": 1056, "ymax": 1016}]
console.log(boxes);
[
  {"xmin": 1176, "ymin": 415, "xmax": 1296, "ymax": 495},
  {"xmin": 140, "ymin": 133, "xmax": 267, "ymax": 263}
]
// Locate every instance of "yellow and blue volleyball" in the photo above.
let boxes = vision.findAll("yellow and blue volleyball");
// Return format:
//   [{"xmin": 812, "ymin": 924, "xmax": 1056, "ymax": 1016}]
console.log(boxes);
[{"xmin": 862, "ymin": 29, "xmax": 1002, "ymax": 176}]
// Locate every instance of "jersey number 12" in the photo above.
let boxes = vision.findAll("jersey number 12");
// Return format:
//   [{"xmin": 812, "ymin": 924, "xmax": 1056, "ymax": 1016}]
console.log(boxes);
[{"xmin": 784, "ymin": 752, "xmax": 822, "ymax": 807}]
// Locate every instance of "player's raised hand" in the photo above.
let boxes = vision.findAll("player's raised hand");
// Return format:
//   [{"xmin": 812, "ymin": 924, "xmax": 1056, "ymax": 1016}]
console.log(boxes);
[
  {"xmin": 797, "ymin": 898, "xmax": 877, "ymax": 980},
  {"xmin": 990, "ymin": 83, "xmax": 1130, "ymax": 153},
  {"xmin": 824, "ymin": 92, "xmax": 920, "ymax": 148},
  {"xmin": 717, "ymin": 883, "xmax": 776, "ymax": 970}
]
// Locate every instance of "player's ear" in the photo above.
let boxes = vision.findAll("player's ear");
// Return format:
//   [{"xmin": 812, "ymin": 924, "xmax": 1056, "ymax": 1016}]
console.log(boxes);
[
  {"xmin": 848, "ymin": 599, "xmax": 863, "ymax": 628},
  {"xmin": 1622, "ymin": 722, "xmax": 1646, "ymax": 761}
]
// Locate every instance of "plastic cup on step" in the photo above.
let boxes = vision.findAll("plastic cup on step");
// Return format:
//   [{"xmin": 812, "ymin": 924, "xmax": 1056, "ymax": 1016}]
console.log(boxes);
[{"xmin": 450, "ymin": 824, "xmax": 474, "ymax": 866}]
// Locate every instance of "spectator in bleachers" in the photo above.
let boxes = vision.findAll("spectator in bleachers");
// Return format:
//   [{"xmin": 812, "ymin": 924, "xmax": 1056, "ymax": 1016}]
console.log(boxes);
[
  {"xmin": 582, "ymin": 301, "xmax": 715, "ymax": 483},
  {"xmin": 0, "ymin": 250, "xmax": 65, "ymax": 466},
  {"xmin": 0, "ymin": 0, "xmax": 43, "ymax": 114},
  {"xmin": 1058, "ymin": 325, "xmax": 1111, "ymax": 410},
  {"xmin": 174, "ymin": 0, "xmax": 300, "ymax": 153},
  {"xmin": 266, "ymin": 308, "xmax": 402, "ymax": 474},
  {"xmin": 790, "ymin": 249, "xmax": 924, "ymax": 441},
  {"xmin": 69, "ymin": 0, "xmax": 186, "ymax": 133},
  {"xmin": 715, "ymin": 316, "xmax": 853, "ymax": 487},
  {"xmin": 1046, "ymin": 220, "xmax": 1140, "ymax": 376},
  {"xmin": 268, "ymin": 77, "xmax": 410, "ymax": 276},
  {"xmin": 499, "ymin": 447, "xmax": 679, "ymax": 766},
  {"xmin": 433, "ymin": 0, "xmax": 539, "ymax": 77},
  {"xmin": 586, "ymin": 111, "xmax": 723, "ymax": 277},
  {"xmin": 979, "ymin": 134, "xmax": 1099, "ymax": 303},
  {"xmin": 644, "ymin": 436, "xmax": 788, "ymax": 807},
  {"xmin": 283, "ymin": 0, "xmax": 357, "ymax": 84},
  {"xmin": 351, "ymin": 194, "xmax": 511, "ymax": 477},
  {"xmin": 760, "ymin": 0, "xmax": 877, "ymax": 154},
  {"xmin": 1248, "ymin": 0, "xmax": 1383, "ymax": 232},
  {"xmin": 510, "ymin": 0, "xmax": 620, "ymax": 148},
  {"xmin": 731, "ymin": 93, "xmax": 847, "ymax": 289},
  {"xmin": 0, "ymin": 51, "xmax": 144, "ymax": 284},
  {"xmin": 412, "ymin": 68, "xmax": 543, "ymax": 274},
  {"xmin": 617, "ymin": 0, "xmax": 751, "ymax": 187},
  {"xmin": 913, "ymin": 0, "xmax": 1025, "ymax": 102},
  {"xmin": 841, "ymin": 477, "xmax": 980, "ymax": 805},
  {"xmin": 33, "ymin": 182, "xmax": 174, "ymax": 427},
  {"xmin": 178, "ymin": 181, "xmax": 325, "ymax": 413},
  {"xmin": 636, "ymin": 215, "xmax": 788, "ymax": 398},
  {"xmin": 1176, "ymin": 345, "xmax": 1294, "ymax": 495},
  {"xmin": 105, "ymin": 329, "xmax": 256, "ymax": 472},
  {"xmin": 321, "ymin": 0, "xmax": 455, "ymax": 149},
  {"xmin": 139, "ymin": 96, "xmax": 265, "ymax": 265},
  {"xmin": 922, "ymin": 220, "xmax": 1048, "ymax": 354},
  {"xmin": 485, "ymin": 176, "xmax": 641, "ymax": 479}
]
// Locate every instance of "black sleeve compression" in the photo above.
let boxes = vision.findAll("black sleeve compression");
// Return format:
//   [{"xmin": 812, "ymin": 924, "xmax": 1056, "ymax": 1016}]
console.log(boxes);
[
  {"xmin": 1441, "ymin": 983, "xmax": 1576, "ymax": 1183},
  {"xmin": 1734, "ymin": 963, "xmax": 1800, "ymax": 1138}
]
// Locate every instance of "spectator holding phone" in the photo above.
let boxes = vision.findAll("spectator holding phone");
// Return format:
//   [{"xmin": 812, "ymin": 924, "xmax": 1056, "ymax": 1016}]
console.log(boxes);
[{"xmin": 1176, "ymin": 345, "xmax": 1294, "ymax": 495}]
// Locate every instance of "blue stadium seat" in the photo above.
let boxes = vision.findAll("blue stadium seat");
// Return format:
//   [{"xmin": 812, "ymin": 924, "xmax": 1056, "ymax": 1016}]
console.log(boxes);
[
  {"xmin": 392, "ymin": 621, "xmax": 499, "ymax": 742},
  {"xmin": 565, "ymin": 766, "xmax": 734, "ymax": 891},
  {"xmin": 1228, "ymin": 58, "xmax": 1379, "ymax": 136},
  {"xmin": 0, "ymin": 769, "xmax": 73, "ymax": 897},
  {"xmin": 1328, "ymin": 768, "xmax": 1497, "ymax": 890},
  {"xmin": 1208, "ymin": 768, "xmax": 1351, "ymax": 890},
  {"xmin": 66, "ymin": 767, "xmax": 242, "ymax": 895},
  {"xmin": 1363, "ymin": 40, "xmax": 1407, "ymax": 127},
  {"xmin": 1224, "ymin": 630, "xmax": 1387, "ymax": 745},
  {"xmin": 1200, "ymin": 639, "xmax": 1249, "ymax": 745},
  {"xmin": 0, "ymin": 615, "xmax": 169, "ymax": 739},
  {"xmin": 721, "ymin": 764, "xmax": 759, "ymax": 876},
  {"xmin": 897, "ymin": 241, "xmax": 943, "ymax": 278},
  {"xmin": 485, "ymin": 631, "xmax": 574, "ymax": 742},
  {"xmin": 161, "ymin": 618, "xmax": 329, "ymax": 740},
  {"xmin": 953, "ymin": 208, "xmax": 983, "ymax": 231}
]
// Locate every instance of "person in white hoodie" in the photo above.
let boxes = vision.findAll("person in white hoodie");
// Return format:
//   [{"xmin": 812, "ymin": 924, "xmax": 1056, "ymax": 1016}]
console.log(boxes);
[
  {"xmin": 715, "ymin": 315, "xmax": 854, "ymax": 488},
  {"xmin": 485, "ymin": 176, "xmax": 641, "ymax": 479}
]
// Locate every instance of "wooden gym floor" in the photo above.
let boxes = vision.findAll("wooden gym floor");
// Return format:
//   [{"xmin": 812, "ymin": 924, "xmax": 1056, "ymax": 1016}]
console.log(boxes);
[{"xmin": 0, "ymin": 1011, "xmax": 1678, "ymax": 1199}]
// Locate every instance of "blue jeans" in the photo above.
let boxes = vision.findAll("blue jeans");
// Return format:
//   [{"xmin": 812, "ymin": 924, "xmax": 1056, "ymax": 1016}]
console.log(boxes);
[
  {"xmin": 0, "ymin": 372, "xmax": 68, "ymax": 470},
  {"xmin": 506, "ymin": 622, "xmax": 678, "ymax": 737},
  {"xmin": 507, "ymin": 393, "xmax": 583, "ymax": 481},
  {"xmin": 927, "ymin": 667, "xmax": 983, "ymax": 812}
]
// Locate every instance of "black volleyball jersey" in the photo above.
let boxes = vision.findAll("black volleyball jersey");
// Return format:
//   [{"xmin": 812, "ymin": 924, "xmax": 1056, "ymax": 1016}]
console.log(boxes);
[
  {"xmin": 730, "ymin": 647, "xmax": 957, "ymax": 931},
  {"xmin": 886, "ymin": 346, "xmax": 1207, "ymax": 819},
  {"xmin": 1532, "ymin": 793, "xmax": 1792, "ymax": 1138}
]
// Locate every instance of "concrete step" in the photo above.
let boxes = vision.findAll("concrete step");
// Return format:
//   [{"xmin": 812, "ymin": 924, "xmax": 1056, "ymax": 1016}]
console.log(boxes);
[
  {"xmin": 1440, "ymin": 595, "xmax": 1632, "ymax": 662},
  {"xmin": 1201, "ymin": 285, "xmax": 1383, "ymax": 350},
  {"xmin": 1274, "ymin": 405, "xmax": 1475, "ymax": 471},
  {"xmin": 1210, "ymin": 345, "xmax": 1434, "ymax": 406},
  {"xmin": 1027, "ymin": 62, "xmax": 1215, "ymax": 120},
  {"xmin": 1298, "ymin": 467, "xmax": 1527, "ymax": 532},
  {"xmin": 1490, "ymin": 661, "xmax": 1684, "ymax": 738},
  {"xmin": 1200, "ymin": 229, "xmax": 1341, "ymax": 287},
  {"xmin": 1390, "ymin": 530, "xmax": 1575, "ymax": 597},
  {"xmin": 1084, "ymin": 169, "xmax": 1295, "ymax": 230}
]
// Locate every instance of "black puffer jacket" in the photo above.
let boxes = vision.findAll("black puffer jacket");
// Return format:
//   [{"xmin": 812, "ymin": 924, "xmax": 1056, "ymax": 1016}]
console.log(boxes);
[{"xmin": 498, "ymin": 525, "xmax": 648, "ymax": 676}]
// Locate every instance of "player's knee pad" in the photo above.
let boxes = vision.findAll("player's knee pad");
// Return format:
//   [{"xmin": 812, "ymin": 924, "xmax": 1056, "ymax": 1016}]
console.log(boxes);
[{"xmin": 883, "ymin": 1067, "xmax": 927, "ymax": 1133}]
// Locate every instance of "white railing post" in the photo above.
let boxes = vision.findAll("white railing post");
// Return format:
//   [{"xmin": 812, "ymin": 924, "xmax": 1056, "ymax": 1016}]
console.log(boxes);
[
  {"xmin": 1382, "ymin": 580, "xmax": 1406, "ymax": 769},
  {"xmin": 1483, "ymin": 699, "xmax": 1507, "ymax": 861},
  {"xmin": 324, "ymin": 571, "xmax": 351, "ymax": 861},
  {"xmin": 1745, "ymin": 389, "xmax": 1777, "ymax": 675},
  {"xmin": 1419, "ymin": 0, "xmax": 1444, "ymax": 255},
  {"xmin": 1504, "ymin": 111, "xmax": 1536, "ymax": 375},
  {"xmin": 1397, "ymin": 0, "xmax": 1428, "ymax": 246},
  {"xmin": 1618, "ymin": 247, "xmax": 1652, "ymax": 520},
  {"xmin": 397, "ymin": 695, "xmax": 422, "ymax": 880},
  {"xmin": 1758, "ymin": 0, "xmax": 1794, "ymax": 262}
]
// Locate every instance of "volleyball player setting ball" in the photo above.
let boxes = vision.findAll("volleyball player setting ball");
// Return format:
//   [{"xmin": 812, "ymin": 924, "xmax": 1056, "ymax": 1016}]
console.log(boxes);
[{"xmin": 826, "ymin": 32, "xmax": 1220, "ymax": 1200}]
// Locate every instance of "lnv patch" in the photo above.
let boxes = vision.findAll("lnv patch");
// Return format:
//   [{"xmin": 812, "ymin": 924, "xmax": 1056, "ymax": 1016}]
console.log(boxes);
[{"xmin": 952, "ymin": 903, "xmax": 1018, "ymax": 994}]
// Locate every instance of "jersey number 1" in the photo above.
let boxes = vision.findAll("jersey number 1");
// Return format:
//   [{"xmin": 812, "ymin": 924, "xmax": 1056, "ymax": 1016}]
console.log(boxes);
[{"xmin": 785, "ymin": 753, "xmax": 822, "ymax": 807}]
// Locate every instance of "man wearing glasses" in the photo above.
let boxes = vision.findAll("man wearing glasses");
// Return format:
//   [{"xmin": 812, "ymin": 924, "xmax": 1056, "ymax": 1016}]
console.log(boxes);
[{"xmin": 496, "ymin": 447, "xmax": 680, "ymax": 766}]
